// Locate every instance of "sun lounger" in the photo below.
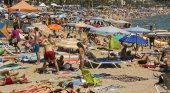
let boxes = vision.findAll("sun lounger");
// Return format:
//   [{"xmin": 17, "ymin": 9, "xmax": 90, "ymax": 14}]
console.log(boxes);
[{"xmin": 85, "ymin": 58, "xmax": 122, "ymax": 69}]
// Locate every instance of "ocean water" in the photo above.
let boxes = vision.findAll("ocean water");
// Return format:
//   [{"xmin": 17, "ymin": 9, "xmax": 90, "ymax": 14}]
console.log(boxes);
[{"xmin": 127, "ymin": 14, "xmax": 170, "ymax": 30}]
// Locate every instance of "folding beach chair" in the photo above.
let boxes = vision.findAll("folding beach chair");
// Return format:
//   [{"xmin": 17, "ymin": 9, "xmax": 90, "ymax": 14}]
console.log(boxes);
[
  {"xmin": 81, "ymin": 69, "xmax": 102, "ymax": 86},
  {"xmin": 155, "ymin": 73, "xmax": 170, "ymax": 93}
]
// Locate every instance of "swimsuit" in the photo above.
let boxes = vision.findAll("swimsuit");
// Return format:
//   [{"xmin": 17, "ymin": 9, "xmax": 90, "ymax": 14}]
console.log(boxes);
[
  {"xmin": 44, "ymin": 51, "xmax": 56, "ymax": 60},
  {"xmin": 4, "ymin": 77, "xmax": 13, "ymax": 85},
  {"xmin": 34, "ymin": 43, "xmax": 40, "ymax": 53},
  {"xmin": 0, "ymin": 49, "xmax": 5, "ymax": 55}
]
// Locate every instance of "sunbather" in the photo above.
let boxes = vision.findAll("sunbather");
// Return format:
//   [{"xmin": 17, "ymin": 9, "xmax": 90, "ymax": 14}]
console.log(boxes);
[
  {"xmin": 0, "ymin": 74, "xmax": 30, "ymax": 86},
  {"xmin": 132, "ymin": 53, "xmax": 151, "ymax": 64},
  {"xmin": 0, "ymin": 48, "xmax": 16, "ymax": 56},
  {"xmin": 61, "ymin": 82, "xmax": 77, "ymax": 93}
]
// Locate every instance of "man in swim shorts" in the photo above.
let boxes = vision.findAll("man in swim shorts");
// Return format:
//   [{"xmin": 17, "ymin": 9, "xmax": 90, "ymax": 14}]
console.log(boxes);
[
  {"xmin": 43, "ymin": 43, "xmax": 59, "ymax": 72},
  {"xmin": 34, "ymin": 27, "xmax": 41, "ymax": 64}
]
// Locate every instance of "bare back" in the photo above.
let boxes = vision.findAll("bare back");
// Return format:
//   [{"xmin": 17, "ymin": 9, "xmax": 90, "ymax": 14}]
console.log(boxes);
[{"xmin": 44, "ymin": 44, "xmax": 54, "ymax": 52}]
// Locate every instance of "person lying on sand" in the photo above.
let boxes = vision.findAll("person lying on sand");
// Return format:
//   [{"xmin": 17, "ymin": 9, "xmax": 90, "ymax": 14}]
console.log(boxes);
[
  {"xmin": 0, "ymin": 74, "xmax": 31, "ymax": 86},
  {"xmin": 61, "ymin": 82, "xmax": 77, "ymax": 93}
]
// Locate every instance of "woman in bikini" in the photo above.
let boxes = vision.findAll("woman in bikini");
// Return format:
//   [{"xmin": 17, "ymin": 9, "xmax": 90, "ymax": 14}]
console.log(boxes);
[
  {"xmin": 77, "ymin": 42, "xmax": 86, "ymax": 70},
  {"xmin": 0, "ymin": 74, "xmax": 30, "ymax": 86}
]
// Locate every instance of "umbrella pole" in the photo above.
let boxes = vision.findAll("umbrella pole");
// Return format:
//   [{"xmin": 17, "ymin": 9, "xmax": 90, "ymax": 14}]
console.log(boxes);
[
  {"xmin": 135, "ymin": 33, "xmax": 137, "ymax": 54},
  {"xmin": 108, "ymin": 36, "xmax": 111, "ymax": 60},
  {"xmin": 69, "ymin": 48, "xmax": 71, "ymax": 63}
]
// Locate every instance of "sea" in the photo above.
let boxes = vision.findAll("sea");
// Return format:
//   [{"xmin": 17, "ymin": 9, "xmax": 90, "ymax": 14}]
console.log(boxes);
[{"xmin": 127, "ymin": 14, "xmax": 170, "ymax": 30}]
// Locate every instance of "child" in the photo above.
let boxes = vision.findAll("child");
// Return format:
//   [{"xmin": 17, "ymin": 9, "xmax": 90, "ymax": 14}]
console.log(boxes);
[{"xmin": 24, "ymin": 36, "xmax": 31, "ymax": 53}]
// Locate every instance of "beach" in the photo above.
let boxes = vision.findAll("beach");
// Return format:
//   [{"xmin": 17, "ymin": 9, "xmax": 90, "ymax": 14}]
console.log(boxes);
[{"xmin": 0, "ymin": 1, "xmax": 170, "ymax": 93}]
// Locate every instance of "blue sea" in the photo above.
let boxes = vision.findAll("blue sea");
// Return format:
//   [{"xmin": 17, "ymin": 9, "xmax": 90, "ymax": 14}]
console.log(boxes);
[{"xmin": 127, "ymin": 14, "xmax": 170, "ymax": 30}]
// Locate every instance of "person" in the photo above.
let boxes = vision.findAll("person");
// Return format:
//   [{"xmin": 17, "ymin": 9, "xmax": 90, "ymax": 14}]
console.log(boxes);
[
  {"xmin": 61, "ymin": 82, "xmax": 76, "ymax": 93},
  {"xmin": 11, "ymin": 26, "xmax": 21, "ymax": 54},
  {"xmin": 43, "ymin": 42, "xmax": 59, "ymax": 72},
  {"xmin": 34, "ymin": 27, "xmax": 41, "ymax": 64},
  {"xmin": 149, "ymin": 36, "xmax": 155, "ymax": 49},
  {"xmin": 0, "ymin": 48, "xmax": 15, "ymax": 56},
  {"xmin": 0, "ymin": 74, "xmax": 30, "ymax": 86},
  {"xmin": 24, "ymin": 36, "xmax": 31, "ymax": 53},
  {"xmin": 57, "ymin": 55, "xmax": 64, "ymax": 70},
  {"xmin": 77, "ymin": 42, "xmax": 86, "ymax": 70},
  {"xmin": 119, "ymin": 43, "xmax": 134, "ymax": 60}
]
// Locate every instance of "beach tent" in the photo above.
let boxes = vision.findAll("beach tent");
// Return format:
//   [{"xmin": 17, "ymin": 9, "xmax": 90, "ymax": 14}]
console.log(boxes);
[
  {"xmin": 8, "ymin": 1, "xmax": 39, "ymax": 12},
  {"xmin": 0, "ymin": 21, "xmax": 9, "ymax": 38}
]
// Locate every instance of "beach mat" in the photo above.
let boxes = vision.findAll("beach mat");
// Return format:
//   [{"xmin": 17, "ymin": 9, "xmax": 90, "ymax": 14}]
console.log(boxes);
[
  {"xmin": 94, "ymin": 84, "xmax": 125, "ymax": 91},
  {"xmin": 0, "ymin": 63, "xmax": 27, "ymax": 72},
  {"xmin": 105, "ymin": 74, "xmax": 148, "ymax": 82}
]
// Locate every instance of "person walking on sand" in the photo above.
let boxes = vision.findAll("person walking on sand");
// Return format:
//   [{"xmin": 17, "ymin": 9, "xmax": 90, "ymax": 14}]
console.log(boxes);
[
  {"xmin": 11, "ymin": 26, "xmax": 21, "ymax": 54},
  {"xmin": 77, "ymin": 42, "xmax": 86, "ymax": 70},
  {"xmin": 42, "ymin": 42, "xmax": 59, "ymax": 72},
  {"xmin": 34, "ymin": 27, "xmax": 41, "ymax": 64}
]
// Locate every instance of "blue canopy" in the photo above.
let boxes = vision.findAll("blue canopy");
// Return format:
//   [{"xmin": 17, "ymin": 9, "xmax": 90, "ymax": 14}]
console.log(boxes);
[
  {"xmin": 124, "ymin": 26, "xmax": 150, "ymax": 33},
  {"xmin": 119, "ymin": 35, "xmax": 147, "ymax": 45}
]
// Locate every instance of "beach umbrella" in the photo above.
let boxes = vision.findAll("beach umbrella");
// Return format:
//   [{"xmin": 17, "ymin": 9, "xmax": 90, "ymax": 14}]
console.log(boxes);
[
  {"xmin": 39, "ymin": 3, "xmax": 47, "ymax": 7},
  {"xmin": 48, "ymin": 24, "xmax": 63, "ymax": 31},
  {"xmin": 90, "ymin": 17, "xmax": 103, "ymax": 21},
  {"xmin": 26, "ymin": 13, "xmax": 39, "ymax": 18},
  {"xmin": 90, "ymin": 26, "xmax": 130, "ymax": 35},
  {"xmin": 120, "ymin": 35, "xmax": 147, "ymax": 45},
  {"xmin": 66, "ymin": 23, "xmax": 76, "ymax": 27},
  {"xmin": 75, "ymin": 22, "xmax": 86, "ymax": 28},
  {"xmin": 124, "ymin": 26, "xmax": 150, "ymax": 33},
  {"xmin": 115, "ymin": 20, "xmax": 129, "ymax": 24}
]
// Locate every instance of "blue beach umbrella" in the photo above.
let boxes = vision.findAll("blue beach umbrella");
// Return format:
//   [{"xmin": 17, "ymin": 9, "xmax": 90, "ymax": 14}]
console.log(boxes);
[
  {"xmin": 120, "ymin": 35, "xmax": 147, "ymax": 45},
  {"xmin": 124, "ymin": 26, "xmax": 150, "ymax": 33}
]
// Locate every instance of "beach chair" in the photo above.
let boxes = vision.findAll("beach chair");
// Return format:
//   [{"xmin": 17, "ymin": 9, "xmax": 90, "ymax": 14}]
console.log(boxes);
[
  {"xmin": 85, "ymin": 58, "xmax": 121, "ymax": 69},
  {"xmin": 155, "ymin": 73, "xmax": 170, "ymax": 93},
  {"xmin": 81, "ymin": 69, "xmax": 102, "ymax": 86},
  {"xmin": 85, "ymin": 51, "xmax": 121, "ymax": 69}
]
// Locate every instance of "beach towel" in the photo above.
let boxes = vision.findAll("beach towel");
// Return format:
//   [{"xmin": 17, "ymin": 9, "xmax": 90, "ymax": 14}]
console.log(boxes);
[
  {"xmin": 0, "ymin": 63, "xmax": 27, "ymax": 72},
  {"xmin": 94, "ymin": 84, "xmax": 125, "ymax": 91},
  {"xmin": 19, "ymin": 53, "xmax": 44, "ymax": 63},
  {"xmin": 106, "ymin": 74, "xmax": 148, "ymax": 82}
]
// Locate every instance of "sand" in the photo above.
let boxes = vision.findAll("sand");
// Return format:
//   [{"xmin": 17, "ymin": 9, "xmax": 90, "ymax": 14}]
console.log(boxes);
[{"xmin": 0, "ymin": 29, "xmax": 162, "ymax": 93}]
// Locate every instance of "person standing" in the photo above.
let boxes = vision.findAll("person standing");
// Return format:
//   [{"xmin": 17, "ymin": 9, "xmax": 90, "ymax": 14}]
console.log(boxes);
[
  {"xmin": 11, "ymin": 26, "xmax": 21, "ymax": 54},
  {"xmin": 34, "ymin": 27, "xmax": 40, "ymax": 64},
  {"xmin": 77, "ymin": 42, "xmax": 86, "ymax": 70}
]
